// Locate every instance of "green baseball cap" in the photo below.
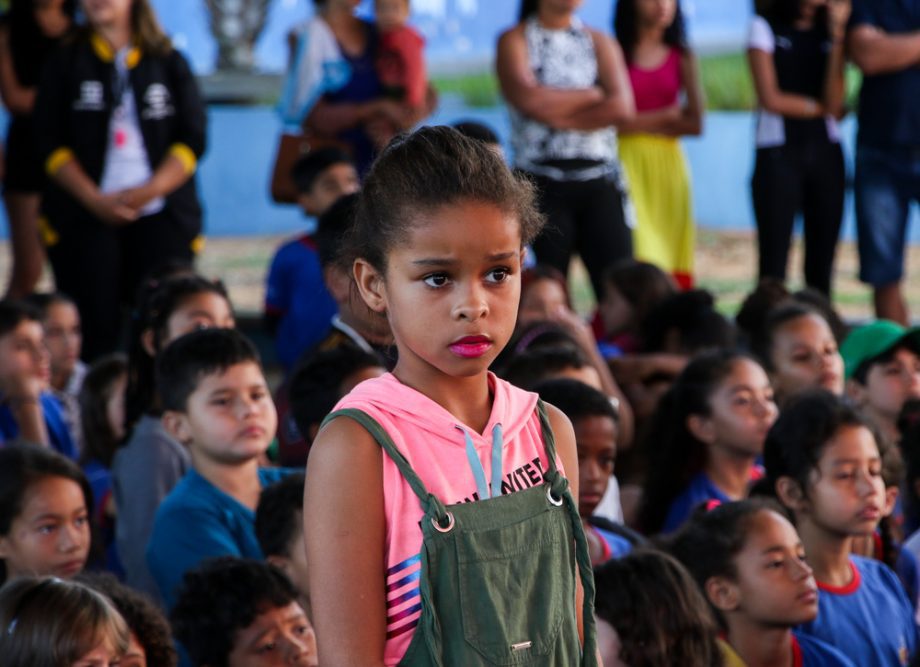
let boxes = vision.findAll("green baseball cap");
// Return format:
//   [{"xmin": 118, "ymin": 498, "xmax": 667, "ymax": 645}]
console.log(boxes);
[{"xmin": 840, "ymin": 320, "xmax": 920, "ymax": 380}]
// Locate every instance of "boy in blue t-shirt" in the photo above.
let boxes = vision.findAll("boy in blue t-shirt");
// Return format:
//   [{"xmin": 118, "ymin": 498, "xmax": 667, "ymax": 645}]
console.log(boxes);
[
  {"xmin": 532, "ymin": 378, "xmax": 636, "ymax": 563},
  {"xmin": 0, "ymin": 300, "xmax": 76, "ymax": 458},
  {"xmin": 264, "ymin": 148, "xmax": 360, "ymax": 369},
  {"xmin": 146, "ymin": 328, "xmax": 289, "ymax": 610}
]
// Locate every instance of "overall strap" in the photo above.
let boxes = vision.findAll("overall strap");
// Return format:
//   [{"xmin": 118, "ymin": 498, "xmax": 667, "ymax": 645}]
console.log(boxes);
[
  {"xmin": 323, "ymin": 408, "xmax": 450, "ymax": 522},
  {"xmin": 536, "ymin": 399, "xmax": 560, "ymax": 474},
  {"xmin": 536, "ymin": 399, "xmax": 599, "ymax": 665}
]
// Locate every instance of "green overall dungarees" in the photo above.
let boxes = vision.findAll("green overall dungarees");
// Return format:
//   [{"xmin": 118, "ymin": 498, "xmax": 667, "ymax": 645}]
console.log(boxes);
[{"xmin": 327, "ymin": 401, "xmax": 599, "ymax": 666}]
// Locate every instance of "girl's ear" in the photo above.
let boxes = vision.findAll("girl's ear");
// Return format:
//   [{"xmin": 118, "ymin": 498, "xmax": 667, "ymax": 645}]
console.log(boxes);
[
  {"xmin": 775, "ymin": 476, "xmax": 807, "ymax": 512},
  {"xmin": 705, "ymin": 576, "xmax": 740, "ymax": 612},
  {"xmin": 141, "ymin": 327, "xmax": 157, "ymax": 357},
  {"xmin": 845, "ymin": 378, "xmax": 868, "ymax": 406},
  {"xmin": 687, "ymin": 413, "xmax": 715, "ymax": 445},
  {"xmin": 353, "ymin": 259, "xmax": 388, "ymax": 314}
]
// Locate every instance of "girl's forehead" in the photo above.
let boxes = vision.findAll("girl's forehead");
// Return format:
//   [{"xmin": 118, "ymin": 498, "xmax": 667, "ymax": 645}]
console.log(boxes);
[
  {"xmin": 819, "ymin": 424, "xmax": 878, "ymax": 463},
  {"xmin": 401, "ymin": 203, "xmax": 523, "ymax": 250}
]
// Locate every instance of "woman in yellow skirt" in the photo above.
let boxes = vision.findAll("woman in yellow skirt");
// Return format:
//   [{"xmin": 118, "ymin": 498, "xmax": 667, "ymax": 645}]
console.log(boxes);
[{"xmin": 614, "ymin": 0, "xmax": 703, "ymax": 289}]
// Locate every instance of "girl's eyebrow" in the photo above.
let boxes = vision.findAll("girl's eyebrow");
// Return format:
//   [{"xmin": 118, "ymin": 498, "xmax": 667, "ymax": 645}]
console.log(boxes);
[
  {"xmin": 486, "ymin": 251, "xmax": 517, "ymax": 261},
  {"xmin": 829, "ymin": 457, "xmax": 880, "ymax": 466},
  {"xmin": 412, "ymin": 258, "xmax": 454, "ymax": 267}
]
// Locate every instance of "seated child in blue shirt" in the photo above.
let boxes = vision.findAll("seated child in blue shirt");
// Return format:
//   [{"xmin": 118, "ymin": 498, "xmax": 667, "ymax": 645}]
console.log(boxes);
[
  {"xmin": 264, "ymin": 148, "xmax": 360, "ymax": 369},
  {"xmin": 255, "ymin": 473, "xmax": 312, "ymax": 620},
  {"xmin": 0, "ymin": 300, "xmax": 76, "ymax": 458},
  {"xmin": 146, "ymin": 328, "xmax": 288, "ymax": 609},
  {"xmin": 765, "ymin": 391, "xmax": 917, "ymax": 666},
  {"xmin": 532, "ymin": 378, "xmax": 639, "ymax": 564}
]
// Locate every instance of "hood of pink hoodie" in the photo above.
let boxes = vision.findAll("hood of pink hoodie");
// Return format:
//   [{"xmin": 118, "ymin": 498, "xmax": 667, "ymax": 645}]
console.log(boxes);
[{"xmin": 337, "ymin": 372, "xmax": 539, "ymax": 449}]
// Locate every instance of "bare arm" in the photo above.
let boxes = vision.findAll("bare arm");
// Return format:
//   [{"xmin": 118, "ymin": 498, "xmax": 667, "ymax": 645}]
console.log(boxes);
[
  {"xmin": 544, "ymin": 403, "xmax": 585, "ymax": 642},
  {"xmin": 822, "ymin": 0, "xmax": 850, "ymax": 119},
  {"xmin": 305, "ymin": 97, "xmax": 392, "ymax": 136},
  {"xmin": 748, "ymin": 47, "xmax": 826, "ymax": 118},
  {"xmin": 0, "ymin": 26, "xmax": 35, "ymax": 115},
  {"xmin": 562, "ymin": 32, "xmax": 635, "ymax": 131},
  {"xmin": 304, "ymin": 417, "xmax": 387, "ymax": 667},
  {"xmin": 618, "ymin": 50, "xmax": 703, "ymax": 137},
  {"xmin": 117, "ymin": 152, "xmax": 194, "ymax": 212},
  {"xmin": 496, "ymin": 26, "xmax": 605, "ymax": 127},
  {"xmin": 50, "ymin": 158, "xmax": 138, "ymax": 226},
  {"xmin": 848, "ymin": 23, "xmax": 920, "ymax": 76}
]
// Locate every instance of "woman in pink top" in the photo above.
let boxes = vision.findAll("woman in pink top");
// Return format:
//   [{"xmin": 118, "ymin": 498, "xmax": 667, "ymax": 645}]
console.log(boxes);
[
  {"xmin": 614, "ymin": 0, "xmax": 703, "ymax": 289},
  {"xmin": 304, "ymin": 126, "xmax": 595, "ymax": 665}
]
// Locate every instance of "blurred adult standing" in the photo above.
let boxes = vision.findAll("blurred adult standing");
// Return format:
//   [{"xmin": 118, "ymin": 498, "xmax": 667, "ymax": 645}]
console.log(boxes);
[
  {"xmin": 497, "ymin": 0, "xmax": 635, "ymax": 302},
  {"xmin": 34, "ymin": 0, "xmax": 206, "ymax": 360},
  {"xmin": 289, "ymin": 0, "xmax": 427, "ymax": 177},
  {"xmin": 747, "ymin": 0, "xmax": 850, "ymax": 298},
  {"xmin": 0, "ymin": 0, "xmax": 75, "ymax": 298},
  {"xmin": 849, "ymin": 0, "xmax": 920, "ymax": 324},
  {"xmin": 614, "ymin": 0, "xmax": 703, "ymax": 290}
]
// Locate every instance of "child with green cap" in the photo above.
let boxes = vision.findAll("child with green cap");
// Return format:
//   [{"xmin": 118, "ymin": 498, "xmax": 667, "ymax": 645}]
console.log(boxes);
[{"xmin": 841, "ymin": 320, "xmax": 920, "ymax": 445}]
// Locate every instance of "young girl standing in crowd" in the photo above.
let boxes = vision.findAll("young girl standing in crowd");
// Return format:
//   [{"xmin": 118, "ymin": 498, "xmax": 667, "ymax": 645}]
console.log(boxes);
[
  {"xmin": 34, "ymin": 0, "xmax": 207, "ymax": 359},
  {"xmin": 638, "ymin": 349, "xmax": 778, "ymax": 535},
  {"xmin": 0, "ymin": 0, "xmax": 75, "ymax": 299},
  {"xmin": 0, "ymin": 443, "xmax": 93, "ymax": 585},
  {"xmin": 765, "ymin": 391, "xmax": 916, "ymax": 666},
  {"xmin": 748, "ymin": 0, "xmax": 851, "ymax": 296},
  {"xmin": 669, "ymin": 500, "xmax": 854, "ymax": 666},
  {"xmin": 614, "ymin": 0, "xmax": 703, "ymax": 289},
  {"xmin": 305, "ymin": 126, "xmax": 597, "ymax": 665},
  {"xmin": 111, "ymin": 273, "xmax": 234, "ymax": 606}
]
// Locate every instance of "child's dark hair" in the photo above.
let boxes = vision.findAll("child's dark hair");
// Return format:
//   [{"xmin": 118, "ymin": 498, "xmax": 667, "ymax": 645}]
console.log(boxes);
[
  {"xmin": 638, "ymin": 349, "xmax": 752, "ymax": 534},
  {"xmin": 0, "ymin": 576, "xmax": 129, "ymax": 667},
  {"xmin": 0, "ymin": 299, "xmax": 42, "ymax": 338},
  {"xmin": 23, "ymin": 291, "xmax": 77, "ymax": 317},
  {"xmin": 0, "ymin": 444, "xmax": 93, "ymax": 584},
  {"xmin": 603, "ymin": 259, "xmax": 676, "ymax": 332},
  {"xmin": 532, "ymin": 377, "xmax": 618, "ymax": 425},
  {"xmin": 757, "ymin": 0, "xmax": 828, "ymax": 31},
  {"xmin": 79, "ymin": 572, "xmax": 177, "ymax": 667},
  {"xmin": 80, "ymin": 353, "xmax": 128, "ymax": 468},
  {"xmin": 345, "ymin": 126, "xmax": 543, "ymax": 273},
  {"xmin": 170, "ymin": 557, "xmax": 301, "ymax": 667},
  {"xmin": 255, "ymin": 474, "xmax": 306, "ymax": 559},
  {"xmin": 126, "ymin": 274, "xmax": 232, "ymax": 426},
  {"xmin": 614, "ymin": 0, "xmax": 688, "ymax": 62},
  {"xmin": 291, "ymin": 146, "xmax": 354, "ymax": 194},
  {"xmin": 667, "ymin": 498, "xmax": 783, "ymax": 628},
  {"xmin": 641, "ymin": 289, "xmax": 736, "ymax": 354},
  {"xmin": 451, "ymin": 119, "xmax": 500, "ymax": 145},
  {"xmin": 500, "ymin": 345, "xmax": 590, "ymax": 390},
  {"xmin": 314, "ymin": 192, "xmax": 359, "ymax": 270},
  {"xmin": 764, "ymin": 390, "xmax": 873, "ymax": 501},
  {"xmin": 156, "ymin": 328, "xmax": 260, "ymax": 413},
  {"xmin": 594, "ymin": 549, "xmax": 721, "ymax": 667},
  {"xmin": 288, "ymin": 344, "xmax": 383, "ymax": 439}
]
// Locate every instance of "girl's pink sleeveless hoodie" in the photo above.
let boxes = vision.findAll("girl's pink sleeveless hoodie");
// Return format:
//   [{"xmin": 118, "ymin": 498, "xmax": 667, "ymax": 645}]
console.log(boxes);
[{"xmin": 331, "ymin": 371, "xmax": 564, "ymax": 665}]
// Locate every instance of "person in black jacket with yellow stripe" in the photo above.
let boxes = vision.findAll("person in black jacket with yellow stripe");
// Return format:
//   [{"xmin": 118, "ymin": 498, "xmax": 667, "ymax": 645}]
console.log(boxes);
[{"xmin": 34, "ymin": 0, "xmax": 206, "ymax": 360}]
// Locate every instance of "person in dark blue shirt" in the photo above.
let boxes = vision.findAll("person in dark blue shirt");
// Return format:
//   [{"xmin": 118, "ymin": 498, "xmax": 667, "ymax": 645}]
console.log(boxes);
[
  {"xmin": 264, "ymin": 148, "xmax": 359, "ymax": 370},
  {"xmin": 848, "ymin": 0, "xmax": 920, "ymax": 325}
]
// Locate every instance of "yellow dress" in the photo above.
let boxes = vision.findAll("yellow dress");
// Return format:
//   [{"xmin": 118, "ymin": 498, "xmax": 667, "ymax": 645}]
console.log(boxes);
[{"xmin": 619, "ymin": 132, "xmax": 695, "ymax": 288}]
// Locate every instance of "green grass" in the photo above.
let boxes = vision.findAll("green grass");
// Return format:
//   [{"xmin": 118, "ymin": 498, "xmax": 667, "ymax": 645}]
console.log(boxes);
[{"xmin": 433, "ymin": 52, "xmax": 864, "ymax": 112}]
